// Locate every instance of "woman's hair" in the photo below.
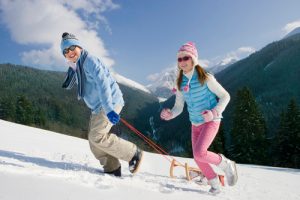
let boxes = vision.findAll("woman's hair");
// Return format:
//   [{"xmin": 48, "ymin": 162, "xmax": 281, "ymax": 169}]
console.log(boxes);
[{"xmin": 176, "ymin": 65, "xmax": 208, "ymax": 90}]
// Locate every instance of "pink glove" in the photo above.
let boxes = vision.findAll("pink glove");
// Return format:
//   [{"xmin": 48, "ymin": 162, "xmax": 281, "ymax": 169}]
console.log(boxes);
[
  {"xmin": 201, "ymin": 109, "xmax": 219, "ymax": 122},
  {"xmin": 171, "ymin": 88, "xmax": 177, "ymax": 94},
  {"xmin": 160, "ymin": 109, "xmax": 173, "ymax": 121}
]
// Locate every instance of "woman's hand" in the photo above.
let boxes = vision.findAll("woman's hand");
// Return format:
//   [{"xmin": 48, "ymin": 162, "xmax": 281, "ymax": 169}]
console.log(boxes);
[
  {"xmin": 160, "ymin": 109, "xmax": 173, "ymax": 121},
  {"xmin": 201, "ymin": 109, "xmax": 218, "ymax": 122}
]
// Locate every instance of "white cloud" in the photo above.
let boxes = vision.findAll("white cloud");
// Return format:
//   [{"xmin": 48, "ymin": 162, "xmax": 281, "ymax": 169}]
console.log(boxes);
[
  {"xmin": 213, "ymin": 46, "xmax": 256, "ymax": 66},
  {"xmin": 283, "ymin": 20, "xmax": 300, "ymax": 34},
  {"xmin": 237, "ymin": 47, "xmax": 256, "ymax": 53},
  {"xmin": 199, "ymin": 59, "xmax": 210, "ymax": 68},
  {"xmin": 0, "ymin": 0, "xmax": 119, "ymax": 71},
  {"xmin": 147, "ymin": 73, "xmax": 161, "ymax": 82}
]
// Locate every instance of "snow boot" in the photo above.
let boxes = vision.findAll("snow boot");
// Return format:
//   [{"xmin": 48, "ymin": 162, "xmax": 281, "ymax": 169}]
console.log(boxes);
[
  {"xmin": 218, "ymin": 154, "xmax": 238, "ymax": 186},
  {"xmin": 208, "ymin": 176, "xmax": 221, "ymax": 194},
  {"xmin": 192, "ymin": 172, "xmax": 208, "ymax": 186},
  {"xmin": 104, "ymin": 166, "xmax": 121, "ymax": 177},
  {"xmin": 129, "ymin": 148, "xmax": 143, "ymax": 174}
]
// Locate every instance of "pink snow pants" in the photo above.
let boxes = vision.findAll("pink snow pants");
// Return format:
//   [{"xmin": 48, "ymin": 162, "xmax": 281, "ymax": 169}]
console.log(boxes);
[{"xmin": 192, "ymin": 121, "xmax": 222, "ymax": 180}]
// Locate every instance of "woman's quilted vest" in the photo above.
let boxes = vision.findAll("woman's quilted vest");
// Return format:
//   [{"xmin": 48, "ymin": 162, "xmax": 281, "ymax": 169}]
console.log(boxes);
[{"xmin": 181, "ymin": 73, "xmax": 218, "ymax": 124}]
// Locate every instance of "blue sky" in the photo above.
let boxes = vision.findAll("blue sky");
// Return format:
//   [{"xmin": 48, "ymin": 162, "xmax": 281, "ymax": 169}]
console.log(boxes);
[{"xmin": 0, "ymin": 0, "xmax": 300, "ymax": 85}]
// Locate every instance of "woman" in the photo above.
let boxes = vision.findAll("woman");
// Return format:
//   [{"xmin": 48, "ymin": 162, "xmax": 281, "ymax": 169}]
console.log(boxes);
[{"xmin": 160, "ymin": 42, "xmax": 238, "ymax": 194}]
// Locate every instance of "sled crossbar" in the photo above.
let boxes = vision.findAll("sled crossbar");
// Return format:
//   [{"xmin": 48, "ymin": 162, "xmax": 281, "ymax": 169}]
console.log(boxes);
[{"xmin": 170, "ymin": 159, "xmax": 225, "ymax": 186}]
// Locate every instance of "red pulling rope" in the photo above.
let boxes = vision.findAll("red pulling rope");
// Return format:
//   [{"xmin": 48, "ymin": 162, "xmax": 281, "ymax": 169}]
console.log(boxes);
[{"xmin": 120, "ymin": 118, "xmax": 183, "ymax": 165}]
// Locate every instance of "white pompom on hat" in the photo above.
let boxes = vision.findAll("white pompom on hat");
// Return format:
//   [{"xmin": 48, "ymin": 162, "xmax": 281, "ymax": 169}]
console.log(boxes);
[{"xmin": 60, "ymin": 32, "xmax": 82, "ymax": 55}]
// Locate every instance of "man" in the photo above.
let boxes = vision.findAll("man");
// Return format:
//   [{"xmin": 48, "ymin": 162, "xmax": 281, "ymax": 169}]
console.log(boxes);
[{"xmin": 61, "ymin": 32, "xmax": 143, "ymax": 177}]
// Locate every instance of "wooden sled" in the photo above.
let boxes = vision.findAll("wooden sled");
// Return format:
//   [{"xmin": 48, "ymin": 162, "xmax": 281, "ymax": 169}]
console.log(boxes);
[{"xmin": 170, "ymin": 159, "xmax": 225, "ymax": 186}]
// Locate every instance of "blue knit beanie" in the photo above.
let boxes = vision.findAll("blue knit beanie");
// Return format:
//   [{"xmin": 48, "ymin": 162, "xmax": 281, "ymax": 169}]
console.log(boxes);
[{"xmin": 60, "ymin": 32, "xmax": 82, "ymax": 55}]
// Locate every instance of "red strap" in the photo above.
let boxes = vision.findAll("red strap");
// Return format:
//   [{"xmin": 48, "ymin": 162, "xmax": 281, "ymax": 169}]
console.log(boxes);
[{"xmin": 120, "ymin": 118, "xmax": 184, "ymax": 166}]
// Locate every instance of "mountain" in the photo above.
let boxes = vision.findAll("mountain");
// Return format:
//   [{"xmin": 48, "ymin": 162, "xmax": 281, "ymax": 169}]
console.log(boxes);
[
  {"xmin": 0, "ymin": 63, "xmax": 160, "ymax": 151},
  {"xmin": 284, "ymin": 27, "xmax": 300, "ymax": 39},
  {"xmin": 206, "ymin": 58, "xmax": 237, "ymax": 74},
  {"xmin": 147, "ymin": 68, "xmax": 177, "ymax": 99},
  {"xmin": 216, "ymin": 33, "xmax": 300, "ymax": 135},
  {"xmin": 1, "ymin": 119, "xmax": 299, "ymax": 200}
]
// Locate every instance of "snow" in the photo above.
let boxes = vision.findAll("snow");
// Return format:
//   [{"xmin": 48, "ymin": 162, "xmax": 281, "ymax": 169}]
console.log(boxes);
[
  {"xmin": 146, "ymin": 68, "xmax": 178, "ymax": 90},
  {"xmin": 113, "ymin": 73, "xmax": 152, "ymax": 94},
  {"xmin": 158, "ymin": 97, "xmax": 167, "ymax": 102},
  {"xmin": 146, "ymin": 68, "xmax": 177, "ymax": 93},
  {"xmin": 0, "ymin": 119, "xmax": 300, "ymax": 200},
  {"xmin": 284, "ymin": 26, "xmax": 300, "ymax": 39}
]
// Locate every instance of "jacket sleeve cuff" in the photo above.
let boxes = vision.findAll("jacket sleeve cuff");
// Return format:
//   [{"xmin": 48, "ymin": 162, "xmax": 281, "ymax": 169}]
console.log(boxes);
[
  {"xmin": 103, "ymin": 104, "xmax": 114, "ymax": 115},
  {"xmin": 211, "ymin": 108, "xmax": 220, "ymax": 118}
]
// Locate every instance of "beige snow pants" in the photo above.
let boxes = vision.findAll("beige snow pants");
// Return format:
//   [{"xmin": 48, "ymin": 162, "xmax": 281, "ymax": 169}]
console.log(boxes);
[{"xmin": 88, "ymin": 105, "xmax": 136, "ymax": 172}]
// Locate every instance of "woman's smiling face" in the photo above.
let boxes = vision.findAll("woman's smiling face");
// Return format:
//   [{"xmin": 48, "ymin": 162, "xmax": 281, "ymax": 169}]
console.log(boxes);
[{"xmin": 178, "ymin": 54, "xmax": 194, "ymax": 73}]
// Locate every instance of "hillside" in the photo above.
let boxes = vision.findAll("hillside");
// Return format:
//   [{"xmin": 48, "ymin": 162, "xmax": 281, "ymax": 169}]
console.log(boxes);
[
  {"xmin": 0, "ymin": 64, "xmax": 160, "ymax": 151},
  {"xmin": 0, "ymin": 63, "xmax": 197, "ymax": 156},
  {"xmin": 216, "ymin": 33, "xmax": 300, "ymax": 134},
  {"xmin": 1, "ymin": 119, "xmax": 299, "ymax": 200}
]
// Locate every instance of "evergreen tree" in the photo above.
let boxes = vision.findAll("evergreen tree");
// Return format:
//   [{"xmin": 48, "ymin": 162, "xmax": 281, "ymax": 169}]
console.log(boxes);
[
  {"xmin": 230, "ymin": 87, "xmax": 267, "ymax": 165},
  {"xmin": 33, "ymin": 107, "xmax": 46, "ymax": 127},
  {"xmin": 0, "ymin": 97, "xmax": 15, "ymax": 120},
  {"xmin": 273, "ymin": 99, "xmax": 300, "ymax": 168},
  {"xmin": 15, "ymin": 95, "xmax": 33, "ymax": 125},
  {"xmin": 0, "ymin": 98, "xmax": 5, "ymax": 119}
]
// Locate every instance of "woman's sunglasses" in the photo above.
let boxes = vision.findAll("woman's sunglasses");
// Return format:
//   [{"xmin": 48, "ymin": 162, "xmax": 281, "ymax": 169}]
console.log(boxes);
[
  {"xmin": 177, "ymin": 56, "xmax": 191, "ymax": 62},
  {"xmin": 63, "ymin": 45, "xmax": 77, "ymax": 55}
]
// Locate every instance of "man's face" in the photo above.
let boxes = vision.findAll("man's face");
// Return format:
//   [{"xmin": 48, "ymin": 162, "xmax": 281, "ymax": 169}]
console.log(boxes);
[{"xmin": 64, "ymin": 45, "xmax": 82, "ymax": 63}]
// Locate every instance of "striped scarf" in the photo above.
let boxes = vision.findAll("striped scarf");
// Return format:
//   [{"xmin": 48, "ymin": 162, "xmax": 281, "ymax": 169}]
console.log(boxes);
[{"xmin": 62, "ymin": 50, "xmax": 88, "ymax": 100}]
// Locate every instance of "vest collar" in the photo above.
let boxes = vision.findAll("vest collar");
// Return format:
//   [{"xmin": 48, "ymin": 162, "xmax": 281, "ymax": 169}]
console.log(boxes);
[{"xmin": 182, "ymin": 67, "xmax": 195, "ymax": 92}]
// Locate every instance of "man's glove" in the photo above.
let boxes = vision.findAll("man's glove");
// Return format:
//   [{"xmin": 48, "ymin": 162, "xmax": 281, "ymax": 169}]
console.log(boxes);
[{"xmin": 107, "ymin": 110, "xmax": 120, "ymax": 125}]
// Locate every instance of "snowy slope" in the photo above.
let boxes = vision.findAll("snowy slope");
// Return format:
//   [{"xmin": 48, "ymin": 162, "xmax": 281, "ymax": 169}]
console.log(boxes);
[
  {"xmin": 0, "ymin": 120, "xmax": 299, "ymax": 200},
  {"xmin": 284, "ymin": 27, "xmax": 300, "ymax": 39},
  {"xmin": 206, "ymin": 58, "xmax": 237, "ymax": 74},
  {"xmin": 146, "ymin": 68, "xmax": 177, "ymax": 99},
  {"xmin": 113, "ymin": 73, "xmax": 151, "ymax": 94}
]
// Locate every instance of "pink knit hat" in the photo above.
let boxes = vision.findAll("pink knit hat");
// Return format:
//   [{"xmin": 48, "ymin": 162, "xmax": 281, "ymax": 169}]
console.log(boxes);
[{"xmin": 177, "ymin": 42, "xmax": 199, "ymax": 66}]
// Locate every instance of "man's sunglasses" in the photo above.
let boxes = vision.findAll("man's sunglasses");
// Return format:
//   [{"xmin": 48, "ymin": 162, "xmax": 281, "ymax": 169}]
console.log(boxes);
[
  {"xmin": 63, "ymin": 45, "xmax": 77, "ymax": 55},
  {"xmin": 177, "ymin": 56, "xmax": 191, "ymax": 62}
]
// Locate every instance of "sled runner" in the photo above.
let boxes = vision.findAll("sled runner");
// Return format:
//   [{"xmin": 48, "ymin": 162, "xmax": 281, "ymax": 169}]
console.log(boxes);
[{"xmin": 170, "ymin": 159, "xmax": 225, "ymax": 186}]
